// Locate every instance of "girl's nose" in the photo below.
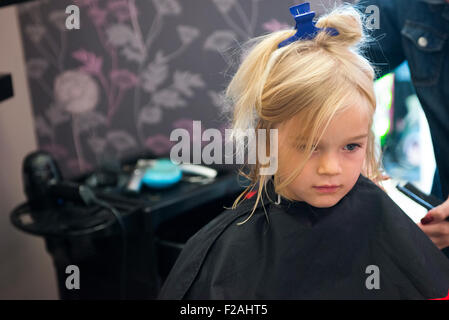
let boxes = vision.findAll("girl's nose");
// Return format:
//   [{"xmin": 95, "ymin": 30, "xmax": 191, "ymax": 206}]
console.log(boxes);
[{"xmin": 317, "ymin": 152, "xmax": 342, "ymax": 175}]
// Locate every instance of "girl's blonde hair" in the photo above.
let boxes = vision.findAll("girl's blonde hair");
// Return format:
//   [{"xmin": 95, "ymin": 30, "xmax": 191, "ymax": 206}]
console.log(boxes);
[{"xmin": 225, "ymin": 4, "xmax": 383, "ymax": 224}]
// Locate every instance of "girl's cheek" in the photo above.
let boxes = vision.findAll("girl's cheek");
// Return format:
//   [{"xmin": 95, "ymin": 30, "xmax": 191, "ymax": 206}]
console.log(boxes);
[{"xmin": 344, "ymin": 154, "xmax": 365, "ymax": 167}]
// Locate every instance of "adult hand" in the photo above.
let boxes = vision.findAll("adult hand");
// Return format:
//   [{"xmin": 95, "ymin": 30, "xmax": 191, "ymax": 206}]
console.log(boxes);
[{"xmin": 418, "ymin": 197, "xmax": 449, "ymax": 250}]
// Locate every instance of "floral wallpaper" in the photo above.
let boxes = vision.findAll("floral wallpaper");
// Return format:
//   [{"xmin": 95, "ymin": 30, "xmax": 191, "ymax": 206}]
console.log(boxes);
[{"xmin": 18, "ymin": 0, "xmax": 345, "ymax": 178}]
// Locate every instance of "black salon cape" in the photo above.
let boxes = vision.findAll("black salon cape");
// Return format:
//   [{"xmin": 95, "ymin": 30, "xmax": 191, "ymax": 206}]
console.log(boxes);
[{"xmin": 158, "ymin": 174, "xmax": 449, "ymax": 299}]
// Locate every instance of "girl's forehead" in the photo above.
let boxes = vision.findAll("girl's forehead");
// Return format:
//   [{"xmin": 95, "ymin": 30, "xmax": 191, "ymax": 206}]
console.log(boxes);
[{"xmin": 282, "ymin": 104, "xmax": 371, "ymax": 142}]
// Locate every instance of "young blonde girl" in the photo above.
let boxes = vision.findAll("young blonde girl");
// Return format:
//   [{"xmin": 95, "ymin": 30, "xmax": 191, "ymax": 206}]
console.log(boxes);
[
  {"xmin": 158, "ymin": 3, "xmax": 449, "ymax": 300},
  {"xmin": 227, "ymin": 3, "xmax": 384, "ymax": 224}
]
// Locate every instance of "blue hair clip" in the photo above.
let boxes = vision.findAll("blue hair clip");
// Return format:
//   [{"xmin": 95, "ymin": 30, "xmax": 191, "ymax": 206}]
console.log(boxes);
[{"xmin": 278, "ymin": 2, "xmax": 339, "ymax": 48}]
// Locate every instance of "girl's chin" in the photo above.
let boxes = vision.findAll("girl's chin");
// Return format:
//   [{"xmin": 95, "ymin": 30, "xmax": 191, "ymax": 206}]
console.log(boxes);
[{"xmin": 304, "ymin": 195, "xmax": 343, "ymax": 208}]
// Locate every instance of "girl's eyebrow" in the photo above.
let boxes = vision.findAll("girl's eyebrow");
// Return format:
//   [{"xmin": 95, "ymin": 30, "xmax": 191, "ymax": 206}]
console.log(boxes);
[
  {"xmin": 347, "ymin": 134, "xmax": 368, "ymax": 140},
  {"xmin": 293, "ymin": 133, "xmax": 368, "ymax": 144}
]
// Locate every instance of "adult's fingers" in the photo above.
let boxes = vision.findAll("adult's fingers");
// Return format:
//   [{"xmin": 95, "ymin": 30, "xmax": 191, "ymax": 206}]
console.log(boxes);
[
  {"xmin": 418, "ymin": 221, "xmax": 449, "ymax": 237},
  {"xmin": 417, "ymin": 222, "xmax": 449, "ymax": 249},
  {"xmin": 421, "ymin": 196, "xmax": 449, "ymax": 224}
]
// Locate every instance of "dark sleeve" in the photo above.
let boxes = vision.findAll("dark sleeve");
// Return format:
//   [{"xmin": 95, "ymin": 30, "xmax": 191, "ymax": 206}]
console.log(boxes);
[
  {"xmin": 157, "ymin": 204, "xmax": 257, "ymax": 300},
  {"xmin": 368, "ymin": 182, "xmax": 449, "ymax": 299},
  {"xmin": 355, "ymin": 0, "xmax": 406, "ymax": 79},
  {"xmin": 156, "ymin": 219, "xmax": 221, "ymax": 300}
]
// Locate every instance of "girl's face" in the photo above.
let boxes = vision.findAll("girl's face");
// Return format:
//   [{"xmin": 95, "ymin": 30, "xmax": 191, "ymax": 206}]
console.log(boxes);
[{"xmin": 279, "ymin": 102, "xmax": 371, "ymax": 208}]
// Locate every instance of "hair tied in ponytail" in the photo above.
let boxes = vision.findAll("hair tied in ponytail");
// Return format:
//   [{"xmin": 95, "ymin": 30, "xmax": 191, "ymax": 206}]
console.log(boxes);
[{"xmin": 278, "ymin": 2, "xmax": 339, "ymax": 49}]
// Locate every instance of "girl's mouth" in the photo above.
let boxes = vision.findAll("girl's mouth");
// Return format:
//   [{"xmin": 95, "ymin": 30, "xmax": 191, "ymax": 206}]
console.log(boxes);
[{"xmin": 313, "ymin": 185, "xmax": 341, "ymax": 193}]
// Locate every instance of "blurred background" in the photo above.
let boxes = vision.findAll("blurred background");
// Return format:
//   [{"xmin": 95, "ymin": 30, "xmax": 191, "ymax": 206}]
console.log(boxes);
[{"xmin": 0, "ymin": 0, "xmax": 437, "ymax": 299}]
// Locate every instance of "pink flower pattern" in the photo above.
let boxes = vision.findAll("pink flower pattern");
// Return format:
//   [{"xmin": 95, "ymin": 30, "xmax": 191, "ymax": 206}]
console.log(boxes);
[
  {"xmin": 19, "ymin": 0, "xmax": 268, "ymax": 177},
  {"xmin": 72, "ymin": 49, "xmax": 103, "ymax": 75},
  {"xmin": 145, "ymin": 134, "xmax": 174, "ymax": 156},
  {"xmin": 110, "ymin": 69, "xmax": 139, "ymax": 90}
]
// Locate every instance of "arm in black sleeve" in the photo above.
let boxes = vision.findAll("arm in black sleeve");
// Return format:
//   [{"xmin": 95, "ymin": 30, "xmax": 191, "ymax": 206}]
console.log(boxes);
[{"xmin": 355, "ymin": 0, "xmax": 406, "ymax": 79}]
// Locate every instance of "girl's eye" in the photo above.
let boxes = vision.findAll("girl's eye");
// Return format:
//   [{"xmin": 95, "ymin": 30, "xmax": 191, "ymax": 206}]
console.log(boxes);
[
  {"xmin": 344, "ymin": 143, "xmax": 361, "ymax": 152},
  {"xmin": 298, "ymin": 144, "xmax": 361, "ymax": 152}
]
